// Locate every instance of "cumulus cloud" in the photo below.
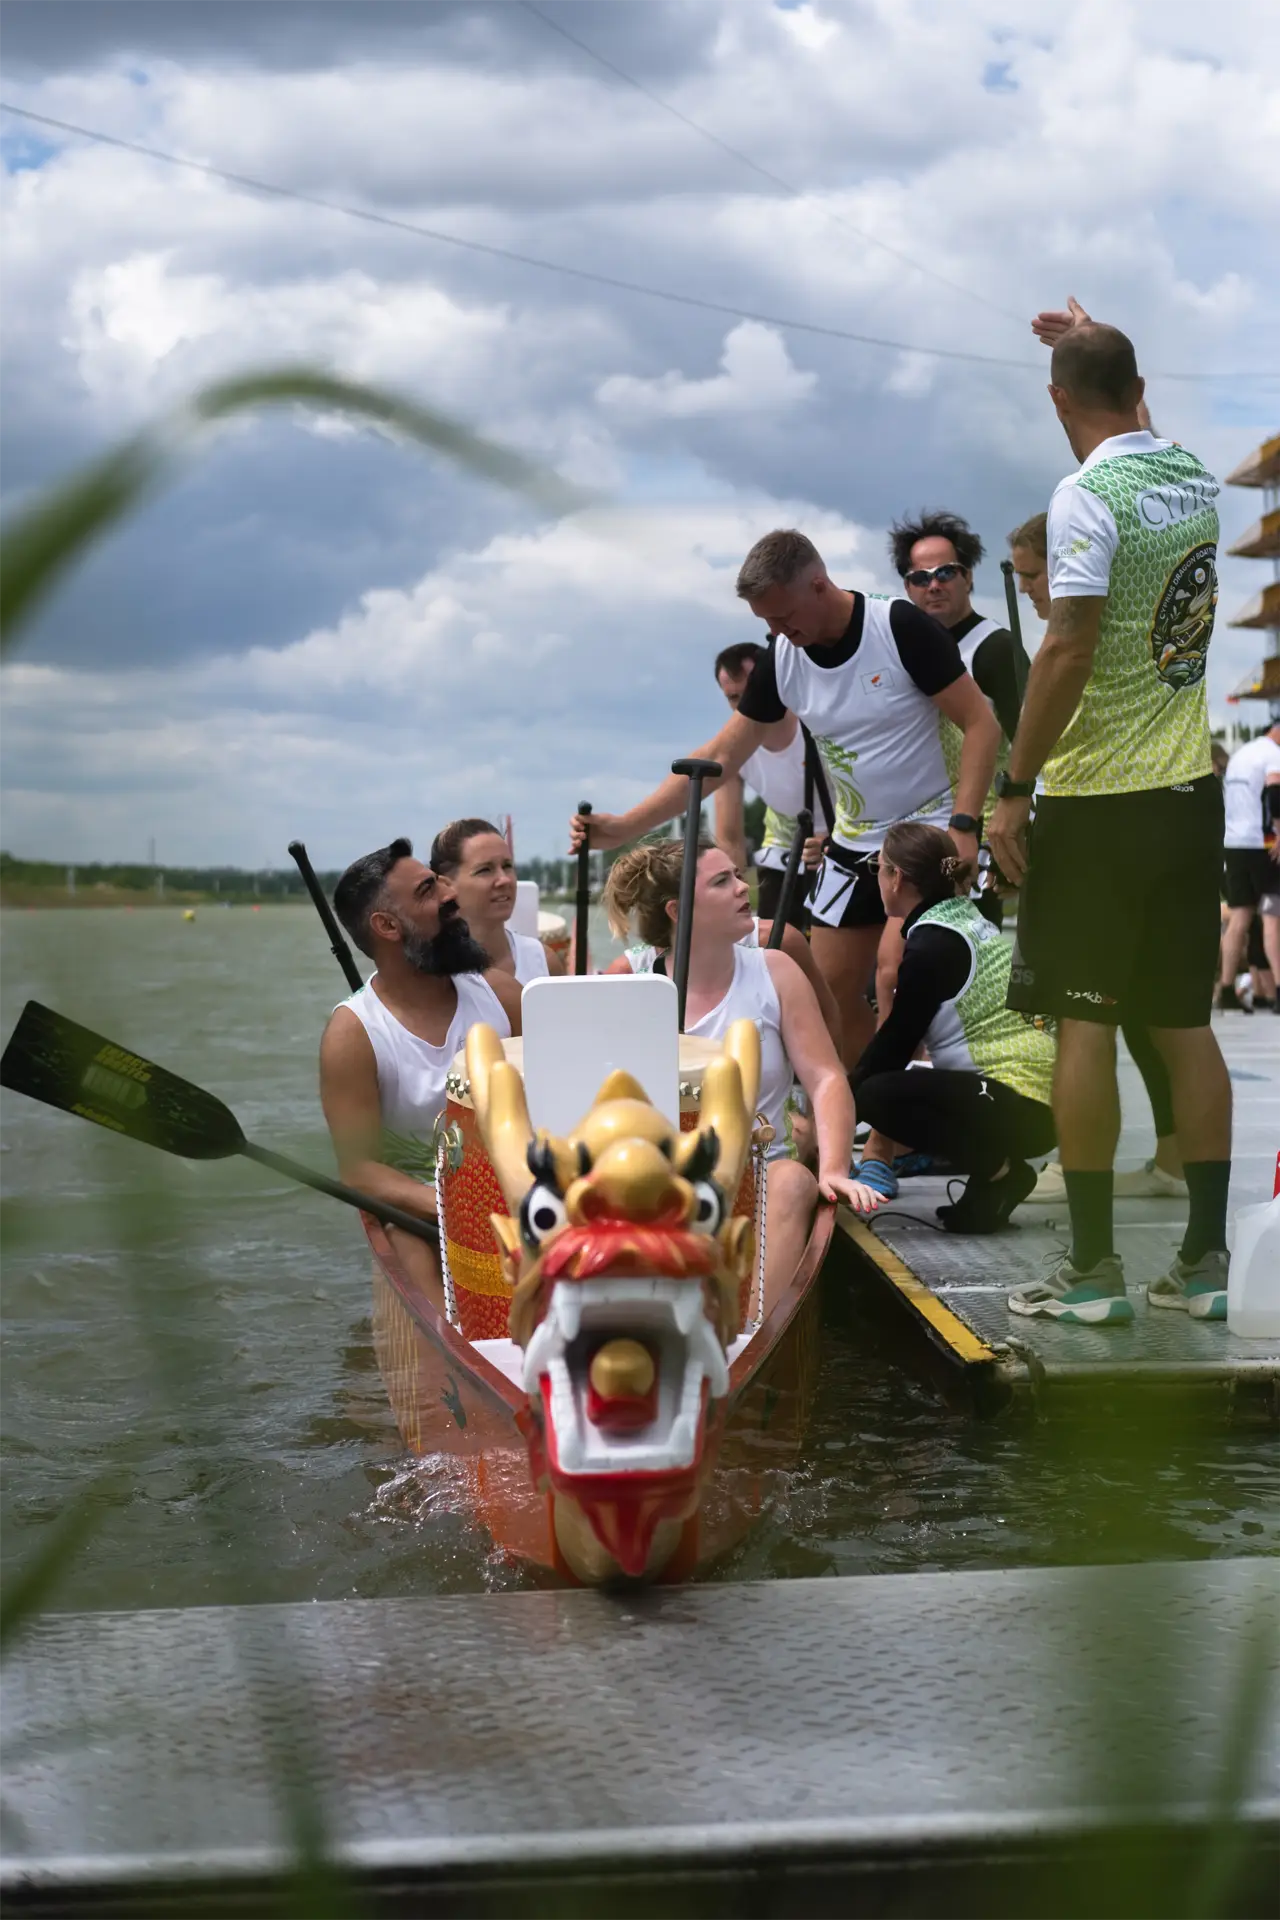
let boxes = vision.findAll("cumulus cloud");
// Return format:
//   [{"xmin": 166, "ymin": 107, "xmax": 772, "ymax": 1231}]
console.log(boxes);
[
  {"xmin": 597, "ymin": 322, "xmax": 816, "ymax": 419},
  {"xmin": 2, "ymin": 0, "xmax": 1277, "ymax": 862}
]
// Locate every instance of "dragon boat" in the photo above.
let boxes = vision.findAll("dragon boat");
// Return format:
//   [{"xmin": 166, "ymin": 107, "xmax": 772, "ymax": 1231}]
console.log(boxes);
[{"xmin": 368, "ymin": 976, "xmax": 833, "ymax": 1586}]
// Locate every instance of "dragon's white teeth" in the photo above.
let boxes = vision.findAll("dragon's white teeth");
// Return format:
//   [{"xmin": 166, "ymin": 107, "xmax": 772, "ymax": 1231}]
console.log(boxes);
[
  {"xmin": 522, "ymin": 1316, "xmax": 559, "ymax": 1394},
  {"xmin": 672, "ymin": 1287, "xmax": 705, "ymax": 1335},
  {"xmin": 554, "ymin": 1285, "xmax": 582, "ymax": 1342},
  {"xmin": 692, "ymin": 1315, "xmax": 730, "ymax": 1398}
]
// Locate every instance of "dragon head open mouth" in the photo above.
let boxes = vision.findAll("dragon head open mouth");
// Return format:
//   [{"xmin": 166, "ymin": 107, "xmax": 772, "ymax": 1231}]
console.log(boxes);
[{"xmin": 464, "ymin": 1022, "xmax": 759, "ymax": 1579}]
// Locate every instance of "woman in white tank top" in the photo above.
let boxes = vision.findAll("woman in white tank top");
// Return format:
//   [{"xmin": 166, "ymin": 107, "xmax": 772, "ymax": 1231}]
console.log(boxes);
[
  {"xmin": 603, "ymin": 841, "xmax": 884, "ymax": 1309},
  {"xmin": 429, "ymin": 819, "xmax": 565, "ymax": 985}
]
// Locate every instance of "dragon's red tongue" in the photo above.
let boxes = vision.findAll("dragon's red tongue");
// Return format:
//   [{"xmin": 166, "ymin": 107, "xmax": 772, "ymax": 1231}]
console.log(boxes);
[{"xmin": 583, "ymin": 1493, "xmax": 665, "ymax": 1577}]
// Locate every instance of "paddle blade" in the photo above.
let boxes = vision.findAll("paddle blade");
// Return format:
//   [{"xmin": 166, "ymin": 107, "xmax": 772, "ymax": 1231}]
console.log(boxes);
[{"xmin": 0, "ymin": 1001, "xmax": 245, "ymax": 1161}]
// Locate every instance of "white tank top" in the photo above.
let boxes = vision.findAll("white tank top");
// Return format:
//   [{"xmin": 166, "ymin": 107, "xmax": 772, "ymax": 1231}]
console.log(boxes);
[
  {"xmin": 773, "ymin": 595, "xmax": 952, "ymax": 851},
  {"xmin": 740, "ymin": 723, "xmax": 832, "ymax": 870},
  {"xmin": 506, "ymin": 927, "xmax": 549, "ymax": 983},
  {"xmin": 623, "ymin": 944, "xmax": 793, "ymax": 1160},
  {"xmin": 337, "ymin": 972, "xmax": 511, "ymax": 1179}
]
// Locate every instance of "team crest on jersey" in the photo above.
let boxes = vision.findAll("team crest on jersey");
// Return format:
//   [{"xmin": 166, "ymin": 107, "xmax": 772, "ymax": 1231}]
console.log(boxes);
[{"xmin": 1150, "ymin": 543, "xmax": 1217, "ymax": 690}]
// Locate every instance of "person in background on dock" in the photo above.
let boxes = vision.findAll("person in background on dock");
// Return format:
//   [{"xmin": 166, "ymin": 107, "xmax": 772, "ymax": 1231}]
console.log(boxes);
[
  {"xmin": 571, "ymin": 530, "xmax": 1000, "ymax": 1074},
  {"xmin": 1218, "ymin": 712, "xmax": 1280, "ymax": 1010},
  {"xmin": 711, "ymin": 642, "xmax": 831, "ymax": 931},
  {"xmin": 602, "ymin": 838, "xmax": 884, "ymax": 1305},
  {"xmin": 848, "ymin": 824, "xmax": 1057, "ymax": 1235},
  {"xmin": 1010, "ymin": 509, "xmax": 1191, "ymax": 1208},
  {"xmin": 890, "ymin": 509, "xmax": 1027, "ymax": 932},
  {"xmin": 990, "ymin": 302, "xmax": 1230, "ymax": 1325},
  {"xmin": 320, "ymin": 838, "xmax": 522, "ymax": 1312},
  {"xmin": 428, "ymin": 818, "xmax": 567, "ymax": 984}
]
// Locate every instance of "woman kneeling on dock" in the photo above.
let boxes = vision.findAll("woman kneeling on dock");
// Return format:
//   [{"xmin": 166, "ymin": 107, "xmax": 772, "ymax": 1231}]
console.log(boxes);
[
  {"xmin": 852, "ymin": 824, "xmax": 1056, "ymax": 1234},
  {"xmin": 603, "ymin": 841, "xmax": 882, "ymax": 1308}
]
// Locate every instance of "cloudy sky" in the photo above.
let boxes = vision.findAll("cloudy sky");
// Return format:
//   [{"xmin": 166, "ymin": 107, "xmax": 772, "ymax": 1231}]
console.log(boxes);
[{"xmin": 3, "ymin": 0, "xmax": 1277, "ymax": 869}]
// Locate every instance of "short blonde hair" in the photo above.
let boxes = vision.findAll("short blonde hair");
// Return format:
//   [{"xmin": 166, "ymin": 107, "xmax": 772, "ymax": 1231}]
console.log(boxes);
[{"xmin": 1007, "ymin": 512, "xmax": 1047, "ymax": 558}]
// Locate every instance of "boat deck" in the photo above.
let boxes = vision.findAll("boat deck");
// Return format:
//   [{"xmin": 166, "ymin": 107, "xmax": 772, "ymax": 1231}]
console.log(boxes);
[
  {"xmin": 4, "ymin": 1559, "xmax": 1276, "ymax": 1914},
  {"xmin": 838, "ymin": 1013, "xmax": 1280, "ymax": 1401}
]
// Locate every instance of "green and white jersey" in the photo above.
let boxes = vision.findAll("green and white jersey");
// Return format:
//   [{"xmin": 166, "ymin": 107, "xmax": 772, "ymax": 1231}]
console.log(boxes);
[
  {"xmin": 913, "ymin": 897, "xmax": 1055, "ymax": 1107},
  {"xmin": 1043, "ymin": 431, "xmax": 1219, "ymax": 797}
]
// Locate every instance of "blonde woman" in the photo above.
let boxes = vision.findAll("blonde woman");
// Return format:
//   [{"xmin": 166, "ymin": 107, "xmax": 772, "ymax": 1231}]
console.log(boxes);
[{"xmin": 604, "ymin": 840, "xmax": 882, "ymax": 1308}]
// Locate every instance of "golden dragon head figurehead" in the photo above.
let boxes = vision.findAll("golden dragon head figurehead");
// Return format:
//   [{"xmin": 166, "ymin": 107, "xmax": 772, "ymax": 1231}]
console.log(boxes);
[{"xmin": 464, "ymin": 1021, "xmax": 759, "ymax": 1581}]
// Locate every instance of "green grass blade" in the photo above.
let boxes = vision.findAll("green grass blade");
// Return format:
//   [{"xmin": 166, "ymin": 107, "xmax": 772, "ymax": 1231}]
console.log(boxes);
[{"xmin": 1, "ymin": 365, "xmax": 589, "ymax": 653}]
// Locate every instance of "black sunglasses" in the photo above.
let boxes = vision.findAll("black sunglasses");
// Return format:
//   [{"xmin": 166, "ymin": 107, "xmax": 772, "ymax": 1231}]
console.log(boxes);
[{"xmin": 903, "ymin": 564, "xmax": 967, "ymax": 587}]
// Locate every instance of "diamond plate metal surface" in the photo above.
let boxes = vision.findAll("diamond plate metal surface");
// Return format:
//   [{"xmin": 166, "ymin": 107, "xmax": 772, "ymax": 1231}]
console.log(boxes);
[
  {"xmin": 3, "ymin": 1561, "xmax": 1277, "ymax": 1885},
  {"xmin": 860, "ymin": 1018, "xmax": 1279, "ymax": 1383}
]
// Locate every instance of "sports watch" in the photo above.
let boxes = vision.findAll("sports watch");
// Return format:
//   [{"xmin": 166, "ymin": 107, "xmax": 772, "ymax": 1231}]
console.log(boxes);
[
  {"xmin": 947, "ymin": 813, "xmax": 981, "ymax": 836},
  {"xmin": 993, "ymin": 772, "xmax": 1036, "ymax": 800}
]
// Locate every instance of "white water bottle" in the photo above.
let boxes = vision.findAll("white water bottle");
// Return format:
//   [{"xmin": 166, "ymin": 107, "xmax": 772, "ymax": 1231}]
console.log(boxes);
[{"xmin": 1227, "ymin": 1196, "xmax": 1280, "ymax": 1338}]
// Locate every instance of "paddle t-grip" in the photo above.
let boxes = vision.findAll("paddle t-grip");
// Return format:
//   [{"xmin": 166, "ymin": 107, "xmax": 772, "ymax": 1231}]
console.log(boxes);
[
  {"xmin": 574, "ymin": 800, "xmax": 593, "ymax": 976},
  {"xmin": 669, "ymin": 758, "xmax": 722, "ymax": 1030}
]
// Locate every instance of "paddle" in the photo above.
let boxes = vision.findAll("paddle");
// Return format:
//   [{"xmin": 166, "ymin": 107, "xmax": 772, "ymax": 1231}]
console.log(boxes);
[
  {"xmin": 0, "ymin": 1001, "xmax": 440, "ymax": 1247},
  {"xmin": 1000, "ymin": 557, "xmax": 1030, "ymax": 709},
  {"xmin": 669, "ymin": 758, "xmax": 722, "ymax": 1030},
  {"xmin": 574, "ymin": 799, "xmax": 592, "ymax": 976},
  {"xmin": 288, "ymin": 839, "xmax": 362, "ymax": 994},
  {"xmin": 766, "ymin": 808, "xmax": 814, "ymax": 949}
]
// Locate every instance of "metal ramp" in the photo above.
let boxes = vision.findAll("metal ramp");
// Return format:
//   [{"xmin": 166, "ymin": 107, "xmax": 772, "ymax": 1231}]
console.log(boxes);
[
  {"xmin": 3, "ymin": 1560, "xmax": 1277, "ymax": 1913},
  {"xmin": 839, "ymin": 1014, "xmax": 1280, "ymax": 1399}
]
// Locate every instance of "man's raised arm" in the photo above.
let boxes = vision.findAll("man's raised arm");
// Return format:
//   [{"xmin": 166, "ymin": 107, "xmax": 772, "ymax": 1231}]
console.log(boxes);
[{"xmin": 569, "ymin": 710, "xmax": 771, "ymax": 852}]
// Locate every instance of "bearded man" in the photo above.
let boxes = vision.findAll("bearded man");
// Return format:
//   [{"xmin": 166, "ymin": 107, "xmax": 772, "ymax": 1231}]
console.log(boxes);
[{"xmin": 320, "ymin": 837, "xmax": 522, "ymax": 1308}]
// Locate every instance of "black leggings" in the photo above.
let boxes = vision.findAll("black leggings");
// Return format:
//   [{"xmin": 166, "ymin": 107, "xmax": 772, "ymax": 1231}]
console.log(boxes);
[
  {"xmin": 1120, "ymin": 1021, "xmax": 1174, "ymax": 1139},
  {"xmin": 857, "ymin": 1069, "xmax": 1057, "ymax": 1178},
  {"xmin": 756, "ymin": 864, "xmax": 812, "ymax": 932}
]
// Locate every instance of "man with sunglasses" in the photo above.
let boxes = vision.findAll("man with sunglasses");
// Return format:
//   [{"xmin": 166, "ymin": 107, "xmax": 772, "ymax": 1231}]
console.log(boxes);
[{"xmin": 891, "ymin": 509, "xmax": 1029, "ymax": 931}]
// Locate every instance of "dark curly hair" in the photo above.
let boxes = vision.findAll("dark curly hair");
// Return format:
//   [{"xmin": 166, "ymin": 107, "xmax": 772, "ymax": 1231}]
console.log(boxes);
[{"xmin": 888, "ymin": 510, "xmax": 984, "ymax": 578}]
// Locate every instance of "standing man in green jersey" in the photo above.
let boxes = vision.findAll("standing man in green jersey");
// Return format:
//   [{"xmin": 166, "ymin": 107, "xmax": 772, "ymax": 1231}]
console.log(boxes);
[{"xmin": 989, "ymin": 308, "xmax": 1231, "ymax": 1326}]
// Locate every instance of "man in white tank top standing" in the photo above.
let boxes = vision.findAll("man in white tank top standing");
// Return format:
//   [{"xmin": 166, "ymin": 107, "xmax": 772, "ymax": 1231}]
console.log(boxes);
[
  {"xmin": 320, "ymin": 837, "xmax": 522, "ymax": 1311},
  {"xmin": 573, "ymin": 530, "xmax": 999, "ymax": 1066}
]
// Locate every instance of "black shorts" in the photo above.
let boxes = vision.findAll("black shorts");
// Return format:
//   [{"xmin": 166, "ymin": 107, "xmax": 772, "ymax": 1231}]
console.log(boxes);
[
  {"xmin": 755, "ymin": 863, "xmax": 812, "ymax": 931},
  {"xmin": 809, "ymin": 845, "xmax": 887, "ymax": 930},
  {"xmin": 1008, "ymin": 775, "xmax": 1223, "ymax": 1028},
  {"xmin": 1224, "ymin": 847, "xmax": 1275, "ymax": 910}
]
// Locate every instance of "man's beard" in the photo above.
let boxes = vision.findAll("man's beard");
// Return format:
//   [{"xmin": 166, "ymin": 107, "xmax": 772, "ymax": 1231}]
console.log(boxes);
[{"xmin": 401, "ymin": 911, "xmax": 490, "ymax": 978}]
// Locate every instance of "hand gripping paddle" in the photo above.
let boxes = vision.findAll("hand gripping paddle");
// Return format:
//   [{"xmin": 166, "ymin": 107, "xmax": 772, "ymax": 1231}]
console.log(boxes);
[{"xmin": 0, "ymin": 1000, "xmax": 439, "ymax": 1247}]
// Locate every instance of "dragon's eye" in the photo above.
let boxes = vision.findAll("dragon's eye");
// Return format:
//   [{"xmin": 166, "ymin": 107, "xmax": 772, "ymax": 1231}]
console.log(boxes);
[
  {"xmin": 520, "ymin": 1182, "xmax": 567, "ymax": 1248},
  {"xmin": 689, "ymin": 1180, "xmax": 723, "ymax": 1236}
]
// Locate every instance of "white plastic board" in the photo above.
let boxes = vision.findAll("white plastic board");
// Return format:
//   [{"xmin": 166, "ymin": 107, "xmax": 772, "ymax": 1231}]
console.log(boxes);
[
  {"xmin": 509, "ymin": 881, "xmax": 540, "ymax": 936},
  {"xmin": 520, "ymin": 974, "xmax": 679, "ymax": 1135}
]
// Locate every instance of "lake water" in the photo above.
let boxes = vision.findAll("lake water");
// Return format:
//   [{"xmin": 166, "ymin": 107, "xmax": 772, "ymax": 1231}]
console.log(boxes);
[{"xmin": 2, "ymin": 905, "xmax": 1276, "ymax": 1612}]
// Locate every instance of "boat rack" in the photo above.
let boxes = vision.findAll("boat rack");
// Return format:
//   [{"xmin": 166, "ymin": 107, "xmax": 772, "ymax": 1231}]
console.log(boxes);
[
  {"xmin": 4, "ymin": 1558, "xmax": 1277, "ymax": 1916},
  {"xmin": 836, "ymin": 1014, "xmax": 1280, "ymax": 1410}
]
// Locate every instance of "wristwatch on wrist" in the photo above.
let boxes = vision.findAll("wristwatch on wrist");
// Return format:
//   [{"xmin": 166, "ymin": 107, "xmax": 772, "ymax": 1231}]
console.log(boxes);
[
  {"xmin": 993, "ymin": 772, "xmax": 1037, "ymax": 800},
  {"xmin": 948, "ymin": 813, "xmax": 981, "ymax": 836}
]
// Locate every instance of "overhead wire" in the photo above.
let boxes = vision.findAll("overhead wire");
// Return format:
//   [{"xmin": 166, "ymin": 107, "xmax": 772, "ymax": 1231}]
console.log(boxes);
[
  {"xmin": 519, "ymin": 0, "xmax": 1024, "ymax": 328},
  {"xmin": 0, "ymin": 101, "xmax": 1272, "ymax": 385}
]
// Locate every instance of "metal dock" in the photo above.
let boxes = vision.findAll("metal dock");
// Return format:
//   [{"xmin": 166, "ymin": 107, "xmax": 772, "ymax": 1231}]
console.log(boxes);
[
  {"xmin": 839, "ymin": 1013, "xmax": 1280, "ymax": 1404},
  {"xmin": 3, "ymin": 1559, "xmax": 1277, "ymax": 1915}
]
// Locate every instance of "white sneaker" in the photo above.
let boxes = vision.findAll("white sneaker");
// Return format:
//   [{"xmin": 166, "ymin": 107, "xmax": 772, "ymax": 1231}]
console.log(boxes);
[
  {"xmin": 1114, "ymin": 1159, "xmax": 1189, "ymax": 1200},
  {"xmin": 1024, "ymin": 1161, "xmax": 1067, "ymax": 1204}
]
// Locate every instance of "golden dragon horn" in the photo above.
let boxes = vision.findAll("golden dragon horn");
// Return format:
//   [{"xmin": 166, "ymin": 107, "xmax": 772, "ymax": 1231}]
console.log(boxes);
[
  {"xmin": 464, "ymin": 1024, "xmax": 536, "ymax": 1211},
  {"xmin": 680, "ymin": 1017, "xmax": 760, "ymax": 1198}
]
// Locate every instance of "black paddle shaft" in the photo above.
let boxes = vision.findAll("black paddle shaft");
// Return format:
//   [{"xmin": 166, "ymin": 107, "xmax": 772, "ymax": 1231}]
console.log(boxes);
[
  {"xmin": 574, "ymin": 800, "xmax": 592, "ymax": 976},
  {"xmin": 288, "ymin": 840, "xmax": 363, "ymax": 994},
  {"xmin": 1000, "ymin": 559, "xmax": 1030, "ymax": 709},
  {"xmin": 0, "ymin": 1000, "xmax": 439, "ymax": 1247},
  {"xmin": 766, "ymin": 808, "xmax": 814, "ymax": 948},
  {"xmin": 669, "ymin": 758, "xmax": 722, "ymax": 1030}
]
